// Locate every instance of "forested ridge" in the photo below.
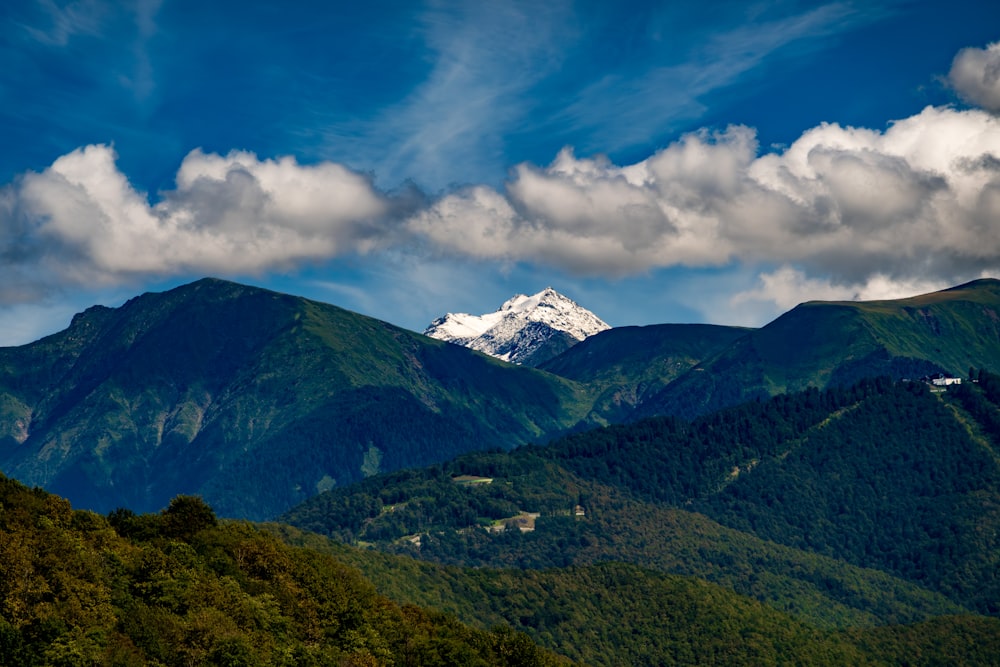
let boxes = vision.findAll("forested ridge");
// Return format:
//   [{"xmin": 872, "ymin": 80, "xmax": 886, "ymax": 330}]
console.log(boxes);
[
  {"xmin": 282, "ymin": 375, "xmax": 1000, "ymax": 640},
  {"xmin": 0, "ymin": 475, "xmax": 565, "ymax": 666},
  {"xmin": 271, "ymin": 527, "xmax": 1000, "ymax": 667},
  {"xmin": 282, "ymin": 450, "xmax": 969, "ymax": 629},
  {"xmin": 5, "ymin": 476, "xmax": 1000, "ymax": 667},
  {"xmin": 528, "ymin": 375, "xmax": 1000, "ymax": 611}
]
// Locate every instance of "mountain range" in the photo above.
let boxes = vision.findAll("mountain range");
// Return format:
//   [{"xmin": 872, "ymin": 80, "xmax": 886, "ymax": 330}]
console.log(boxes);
[
  {"xmin": 0, "ymin": 279, "xmax": 589, "ymax": 519},
  {"xmin": 424, "ymin": 287, "xmax": 610, "ymax": 366},
  {"xmin": 1, "ymin": 277, "xmax": 999, "ymax": 521},
  {"xmin": 4, "ymin": 276, "xmax": 1000, "ymax": 665}
]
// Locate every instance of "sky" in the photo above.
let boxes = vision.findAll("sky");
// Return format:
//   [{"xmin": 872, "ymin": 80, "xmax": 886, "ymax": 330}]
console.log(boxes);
[{"xmin": 2, "ymin": 0, "xmax": 1000, "ymax": 346}]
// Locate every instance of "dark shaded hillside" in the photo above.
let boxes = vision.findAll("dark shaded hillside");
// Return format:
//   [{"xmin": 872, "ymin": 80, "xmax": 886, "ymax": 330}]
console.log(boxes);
[
  {"xmin": 642, "ymin": 278, "xmax": 1000, "ymax": 418},
  {"xmin": 537, "ymin": 376, "xmax": 1000, "ymax": 613},
  {"xmin": 282, "ymin": 377, "xmax": 1000, "ymax": 623},
  {"xmin": 695, "ymin": 377, "xmax": 1000, "ymax": 613},
  {"xmin": 0, "ymin": 279, "xmax": 590, "ymax": 519},
  {"xmin": 538, "ymin": 323, "xmax": 749, "ymax": 422},
  {"xmin": 0, "ymin": 475, "xmax": 564, "ymax": 667}
]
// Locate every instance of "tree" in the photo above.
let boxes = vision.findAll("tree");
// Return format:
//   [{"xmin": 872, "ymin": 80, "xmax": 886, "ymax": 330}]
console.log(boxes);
[{"xmin": 161, "ymin": 495, "xmax": 217, "ymax": 541}]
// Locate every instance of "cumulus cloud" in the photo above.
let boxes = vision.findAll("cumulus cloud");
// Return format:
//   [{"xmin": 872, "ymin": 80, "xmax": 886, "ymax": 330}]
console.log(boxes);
[
  {"xmin": 949, "ymin": 41, "xmax": 1000, "ymax": 113},
  {"xmin": 5, "ymin": 42, "xmax": 1000, "ymax": 313},
  {"xmin": 730, "ymin": 266, "xmax": 957, "ymax": 312},
  {"xmin": 0, "ymin": 144, "xmax": 390, "ymax": 301},
  {"xmin": 410, "ymin": 105, "xmax": 1000, "ymax": 294}
]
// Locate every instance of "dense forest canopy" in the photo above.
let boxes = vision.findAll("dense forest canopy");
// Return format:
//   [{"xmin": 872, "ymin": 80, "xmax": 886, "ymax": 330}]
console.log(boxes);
[
  {"xmin": 281, "ymin": 375, "xmax": 1000, "ymax": 639},
  {"xmin": 0, "ymin": 477, "xmax": 564, "ymax": 666}
]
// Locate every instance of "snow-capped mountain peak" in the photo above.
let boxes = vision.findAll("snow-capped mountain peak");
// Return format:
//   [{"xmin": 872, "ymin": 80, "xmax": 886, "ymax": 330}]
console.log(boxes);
[{"xmin": 424, "ymin": 288, "xmax": 610, "ymax": 366}]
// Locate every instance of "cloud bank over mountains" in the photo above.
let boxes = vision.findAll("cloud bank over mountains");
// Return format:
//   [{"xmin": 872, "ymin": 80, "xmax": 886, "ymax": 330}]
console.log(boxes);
[
  {"xmin": 419, "ymin": 105, "xmax": 1000, "ymax": 284},
  {"xmin": 2, "ymin": 40, "xmax": 1000, "ymax": 314},
  {"xmin": 1, "ymin": 146, "xmax": 392, "ymax": 301}
]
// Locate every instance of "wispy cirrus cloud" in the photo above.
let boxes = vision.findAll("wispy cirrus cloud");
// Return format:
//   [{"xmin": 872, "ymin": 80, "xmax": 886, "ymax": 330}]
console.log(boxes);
[
  {"xmin": 18, "ymin": 0, "xmax": 159, "ymax": 97},
  {"xmin": 310, "ymin": 1, "xmax": 575, "ymax": 191},
  {"xmin": 21, "ymin": 0, "xmax": 108, "ymax": 46},
  {"xmin": 117, "ymin": 0, "xmax": 161, "ymax": 101},
  {"xmin": 303, "ymin": 2, "xmax": 886, "ymax": 192},
  {"xmin": 558, "ymin": 2, "xmax": 890, "ymax": 154}
]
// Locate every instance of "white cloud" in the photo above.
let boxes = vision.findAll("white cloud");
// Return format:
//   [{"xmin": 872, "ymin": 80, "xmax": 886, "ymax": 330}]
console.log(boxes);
[
  {"xmin": 730, "ymin": 266, "xmax": 954, "ymax": 312},
  {"xmin": 410, "ymin": 104, "xmax": 1000, "ymax": 294},
  {"xmin": 949, "ymin": 41, "xmax": 1000, "ymax": 113},
  {"xmin": 5, "ymin": 40, "xmax": 1000, "ymax": 315},
  {"xmin": 0, "ymin": 144, "xmax": 390, "ymax": 301}
]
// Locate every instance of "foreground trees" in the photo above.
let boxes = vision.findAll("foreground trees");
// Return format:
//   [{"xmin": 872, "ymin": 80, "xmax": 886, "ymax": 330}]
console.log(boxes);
[{"xmin": 0, "ymin": 478, "xmax": 564, "ymax": 666}]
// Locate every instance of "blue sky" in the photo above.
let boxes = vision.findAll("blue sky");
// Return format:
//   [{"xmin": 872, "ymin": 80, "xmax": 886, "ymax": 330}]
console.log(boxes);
[{"xmin": 2, "ymin": 0, "xmax": 1000, "ymax": 345}]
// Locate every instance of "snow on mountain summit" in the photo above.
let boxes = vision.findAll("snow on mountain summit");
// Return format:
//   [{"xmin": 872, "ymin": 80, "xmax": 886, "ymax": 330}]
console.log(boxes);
[{"xmin": 424, "ymin": 288, "xmax": 610, "ymax": 366}]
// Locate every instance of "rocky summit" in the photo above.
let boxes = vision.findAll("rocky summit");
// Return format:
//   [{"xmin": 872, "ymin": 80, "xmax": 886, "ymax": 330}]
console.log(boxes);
[{"xmin": 424, "ymin": 287, "xmax": 610, "ymax": 366}]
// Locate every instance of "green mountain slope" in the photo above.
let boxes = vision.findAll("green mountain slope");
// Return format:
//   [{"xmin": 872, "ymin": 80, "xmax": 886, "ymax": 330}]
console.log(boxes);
[
  {"xmin": 643, "ymin": 278, "xmax": 1000, "ymax": 417},
  {"xmin": 281, "ymin": 445, "xmax": 969, "ymax": 631},
  {"xmin": 0, "ymin": 278, "xmax": 590, "ymax": 519},
  {"xmin": 539, "ymin": 376, "xmax": 1000, "ymax": 613},
  {"xmin": 538, "ymin": 323, "xmax": 749, "ymax": 423},
  {"xmin": 275, "ymin": 526, "xmax": 1000, "ymax": 667},
  {"xmin": 4, "ymin": 277, "xmax": 999, "ymax": 522},
  {"xmin": 0, "ymin": 474, "xmax": 564, "ymax": 667},
  {"xmin": 282, "ymin": 377, "xmax": 1000, "ymax": 624}
]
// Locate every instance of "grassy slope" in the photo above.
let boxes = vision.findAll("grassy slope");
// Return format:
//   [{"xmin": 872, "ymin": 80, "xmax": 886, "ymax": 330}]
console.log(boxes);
[
  {"xmin": 538, "ymin": 323, "xmax": 750, "ymax": 423},
  {"xmin": 645, "ymin": 278, "xmax": 1000, "ymax": 417}
]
